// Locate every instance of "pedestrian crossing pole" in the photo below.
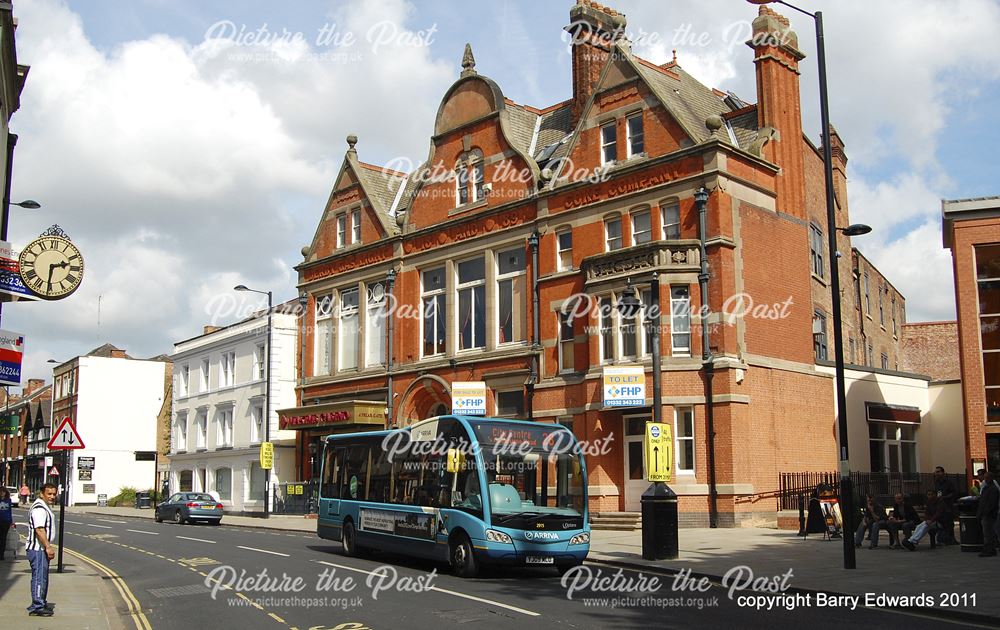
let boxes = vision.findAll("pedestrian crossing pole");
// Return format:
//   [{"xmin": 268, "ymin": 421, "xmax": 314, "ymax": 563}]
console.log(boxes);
[{"xmin": 57, "ymin": 447, "xmax": 67, "ymax": 572}]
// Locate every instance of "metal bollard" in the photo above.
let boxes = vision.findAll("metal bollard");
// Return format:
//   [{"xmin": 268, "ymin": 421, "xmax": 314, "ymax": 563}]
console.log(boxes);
[
  {"xmin": 641, "ymin": 482, "xmax": 678, "ymax": 560},
  {"xmin": 798, "ymin": 493, "xmax": 806, "ymax": 536}
]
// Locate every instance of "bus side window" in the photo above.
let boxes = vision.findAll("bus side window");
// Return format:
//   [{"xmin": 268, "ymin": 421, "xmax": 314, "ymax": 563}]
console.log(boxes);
[
  {"xmin": 321, "ymin": 447, "xmax": 341, "ymax": 499},
  {"xmin": 343, "ymin": 445, "xmax": 369, "ymax": 500},
  {"xmin": 369, "ymin": 450, "xmax": 392, "ymax": 504}
]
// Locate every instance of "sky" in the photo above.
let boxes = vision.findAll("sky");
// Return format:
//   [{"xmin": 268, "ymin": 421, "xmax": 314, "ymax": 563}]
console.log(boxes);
[{"xmin": 5, "ymin": 0, "xmax": 1000, "ymax": 385}]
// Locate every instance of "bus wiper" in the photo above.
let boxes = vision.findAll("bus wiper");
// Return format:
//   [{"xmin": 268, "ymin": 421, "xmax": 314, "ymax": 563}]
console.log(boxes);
[{"xmin": 495, "ymin": 511, "xmax": 546, "ymax": 522}]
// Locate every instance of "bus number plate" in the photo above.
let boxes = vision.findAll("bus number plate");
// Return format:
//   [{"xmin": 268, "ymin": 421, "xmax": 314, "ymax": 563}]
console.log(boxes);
[{"xmin": 526, "ymin": 556, "xmax": 554, "ymax": 565}]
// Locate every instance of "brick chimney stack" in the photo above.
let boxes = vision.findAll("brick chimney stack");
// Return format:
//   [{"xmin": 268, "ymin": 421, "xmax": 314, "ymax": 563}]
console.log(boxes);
[
  {"xmin": 748, "ymin": 6, "xmax": 806, "ymax": 219},
  {"xmin": 824, "ymin": 124, "xmax": 850, "ymax": 218},
  {"xmin": 565, "ymin": 0, "xmax": 627, "ymax": 126},
  {"xmin": 110, "ymin": 348, "xmax": 127, "ymax": 359},
  {"xmin": 23, "ymin": 378, "xmax": 44, "ymax": 396}
]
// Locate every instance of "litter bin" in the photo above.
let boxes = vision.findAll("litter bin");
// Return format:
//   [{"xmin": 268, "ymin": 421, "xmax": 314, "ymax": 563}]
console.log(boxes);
[
  {"xmin": 135, "ymin": 491, "xmax": 152, "ymax": 509},
  {"xmin": 957, "ymin": 496, "xmax": 982, "ymax": 553}
]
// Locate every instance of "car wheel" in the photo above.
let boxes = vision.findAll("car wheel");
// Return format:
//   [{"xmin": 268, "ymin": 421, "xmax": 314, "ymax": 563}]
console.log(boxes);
[
  {"xmin": 342, "ymin": 521, "xmax": 361, "ymax": 557},
  {"xmin": 209, "ymin": 520, "xmax": 221, "ymax": 526},
  {"xmin": 154, "ymin": 511, "xmax": 163, "ymax": 523},
  {"xmin": 450, "ymin": 532, "xmax": 479, "ymax": 578},
  {"xmin": 173, "ymin": 510, "xmax": 185, "ymax": 525}
]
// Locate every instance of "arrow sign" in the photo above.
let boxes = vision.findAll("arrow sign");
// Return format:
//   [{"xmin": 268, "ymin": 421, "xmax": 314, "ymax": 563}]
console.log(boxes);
[
  {"xmin": 653, "ymin": 446, "xmax": 659, "ymax": 471},
  {"xmin": 48, "ymin": 417, "xmax": 86, "ymax": 450}
]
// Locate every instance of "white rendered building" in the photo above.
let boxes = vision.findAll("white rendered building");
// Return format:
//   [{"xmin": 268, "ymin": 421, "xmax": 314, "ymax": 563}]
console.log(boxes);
[
  {"xmin": 168, "ymin": 307, "xmax": 297, "ymax": 514},
  {"xmin": 50, "ymin": 345, "xmax": 168, "ymax": 506}
]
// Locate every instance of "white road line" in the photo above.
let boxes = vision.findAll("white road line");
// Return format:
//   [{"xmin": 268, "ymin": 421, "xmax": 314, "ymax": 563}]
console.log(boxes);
[
  {"xmin": 126, "ymin": 529, "xmax": 159, "ymax": 535},
  {"xmin": 176, "ymin": 536, "xmax": 216, "ymax": 544},
  {"xmin": 66, "ymin": 520, "xmax": 85, "ymax": 525},
  {"xmin": 314, "ymin": 560, "xmax": 539, "ymax": 617},
  {"xmin": 237, "ymin": 545, "xmax": 289, "ymax": 557},
  {"xmin": 97, "ymin": 519, "xmax": 127, "ymax": 524},
  {"xmin": 86, "ymin": 523, "xmax": 113, "ymax": 529},
  {"xmin": 429, "ymin": 586, "xmax": 541, "ymax": 617}
]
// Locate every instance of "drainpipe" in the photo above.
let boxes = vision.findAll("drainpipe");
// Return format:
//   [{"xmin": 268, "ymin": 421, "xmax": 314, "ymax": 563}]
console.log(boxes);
[
  {"xmin": 527, "ymin": 231, "xmax": 541, "ymax": 420},
  {"xmin": 386, "ymin": 267, "xmax": 397, "ymax": 427},
  {"xmin": 696, "ymin": 187, "xmax": 719, "ymax": 528}
]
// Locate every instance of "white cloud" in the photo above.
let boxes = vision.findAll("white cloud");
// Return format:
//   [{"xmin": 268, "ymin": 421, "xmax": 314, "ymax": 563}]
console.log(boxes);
[{"xmin": 4, "ymin": 0, "xmax": 455, "ymax": 382}]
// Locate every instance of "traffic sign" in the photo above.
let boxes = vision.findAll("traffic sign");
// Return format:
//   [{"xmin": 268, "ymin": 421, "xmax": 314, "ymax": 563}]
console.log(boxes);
[
  {"xmin": 644, "ymin": 422, "xmax": 672, "ymax": 482},
  {"xmin": 48, "ymin": 466, "xmax": 59, "ymax": 476},
  {"xmin": 48, "ymin": 417, "xmax": 86, "ymax": 450},
  {"xmin": 259, "ymin": 441, "xmax": 274, "ymax": 470}
]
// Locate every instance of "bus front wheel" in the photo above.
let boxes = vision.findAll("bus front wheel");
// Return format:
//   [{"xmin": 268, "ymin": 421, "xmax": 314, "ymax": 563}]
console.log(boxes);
[{"xmin": 450, "ymin": 533, "xmax": 479, "ymax": 578}]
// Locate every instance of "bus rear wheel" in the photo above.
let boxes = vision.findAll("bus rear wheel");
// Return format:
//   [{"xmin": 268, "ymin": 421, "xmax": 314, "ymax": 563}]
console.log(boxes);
[
  {"xmin": 450, "ymin": 533, "xmax": 479, "ymax": 578},
  {"xmin": 342, "ymin": 521, "xmax": 361, "ymax": 557}
]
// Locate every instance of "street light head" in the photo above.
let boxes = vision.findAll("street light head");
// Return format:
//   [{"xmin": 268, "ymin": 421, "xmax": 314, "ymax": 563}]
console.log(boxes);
[
  {"xmin": 616, "ymin": 279, "xmax": 642, "ymax": 320},
  {"xmin": 234, "ymin": 284, "xmax": 249, "ymax": 292},
  {"xmin": 694, "ymin": 188, "xmax": 709, "ymax": 204},
  {"xmin": 13, "ymin": 200, "xmax": 41, "ymax": 209},
  {"xmin": 840, "ymin": 224, "xmax": 872, "ymax": 237}
]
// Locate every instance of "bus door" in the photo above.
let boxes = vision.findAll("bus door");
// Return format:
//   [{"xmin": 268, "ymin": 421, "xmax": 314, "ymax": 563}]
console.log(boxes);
[{"xmin": 320, "ymin": 446, "xmax": 346, "ymax": 518}]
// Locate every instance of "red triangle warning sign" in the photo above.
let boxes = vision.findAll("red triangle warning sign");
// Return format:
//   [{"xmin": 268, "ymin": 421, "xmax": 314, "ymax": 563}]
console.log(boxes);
[{"xmin": 47, "ymin": 417, "xmax": 85, "ymax": 450}]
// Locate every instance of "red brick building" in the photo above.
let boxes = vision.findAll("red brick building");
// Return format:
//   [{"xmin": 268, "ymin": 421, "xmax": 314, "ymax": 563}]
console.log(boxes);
[
  {"xmin": 284, "ymin": 2, "xmax": 907, "ymax": 525},
  {"xmin": 943, "ymin": 196, "xmax": 1000, "ymax": 474}
]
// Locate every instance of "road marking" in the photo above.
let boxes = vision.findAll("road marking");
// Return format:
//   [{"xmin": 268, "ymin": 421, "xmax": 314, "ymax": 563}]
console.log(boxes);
[
  {"xmin": 98, "ymin": 519, "xmax": 127, "ymax": 524},
  {"xmin": 66, "ymin": 520, "xmax": 85, "ymax": 525},
  {"xmin": 63, "ymin": 547, "xmax": 153, "ymax": 630},
  {"xmin": 126, "ymin": 529, "xmax": 159, "ymax": 535},
  {"xmin": 268, "ymin": 613, "xmax": 285, "ymax": 623},
  {"xmin": 86, "ymin": 523, "xmax": 113, "ymax": 529},
  {"xmin": 237, "ymin": 545, "xmax": 290, "ymax": 557},
  {"xmin": 314, "ymin": 560, "xmax": 540, "ymax": 617},
  {"xmin": 176, "ymin": 536, "xmax": 216, "ymax": 544}
]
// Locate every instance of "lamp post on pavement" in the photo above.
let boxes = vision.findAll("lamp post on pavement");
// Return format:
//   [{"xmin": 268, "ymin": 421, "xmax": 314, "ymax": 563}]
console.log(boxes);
[
  {"xmin": 748, "ymin": 0, "xmax": 875, "ymax": 569},
  {"xmin": 235, "ymin": 284, "xmax": 273, "ymax": 518}
]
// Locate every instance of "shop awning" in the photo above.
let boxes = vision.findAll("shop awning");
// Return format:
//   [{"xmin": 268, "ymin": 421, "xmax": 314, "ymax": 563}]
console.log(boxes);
[
  {"xmin": 865, "ymin": 402, "xmax": 921, "ymax": 425},
  {"xmin": 277, "ymin": 400, "xmax": 386, "ymax": 432}
]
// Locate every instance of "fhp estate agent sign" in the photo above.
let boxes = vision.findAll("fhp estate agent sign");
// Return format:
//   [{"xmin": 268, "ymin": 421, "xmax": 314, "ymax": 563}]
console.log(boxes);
[
  {"xmin": 452, "ymin": 381, "xmax": 487, "ymax": 416},
  {"xmin": 602, "ymin": 366, "xmax": 645, "ymax": 407}
]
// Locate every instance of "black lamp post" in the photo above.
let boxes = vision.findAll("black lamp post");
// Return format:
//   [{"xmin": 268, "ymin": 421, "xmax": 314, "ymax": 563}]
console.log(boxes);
[
  {"xmin": 385, "ymin": 267, "xmax": 396, "ymax": 427},
  {"xmin": 748, "ymin": 0, "xmax": 875, "ymax": 569},
  {"xmin": 235, "ymin": 284, "xmax": 273, "ymax": 518}
]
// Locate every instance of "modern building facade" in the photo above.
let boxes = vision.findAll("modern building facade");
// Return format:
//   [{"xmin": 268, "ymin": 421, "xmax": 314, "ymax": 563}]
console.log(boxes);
[
  {"xmin": 286, "ymin": 3, "xmax": 909, "ymax": 525},
  {"xmin": 50, "ymin": 344, "xmax": 169, "ymax": 506},
  {"xmin": 168, "ymin": 307, "xmax": 297, "ymax": 515},
  {"xmin": 943, "ymin": 196, "xmax": 1000, "ymax": 475}
]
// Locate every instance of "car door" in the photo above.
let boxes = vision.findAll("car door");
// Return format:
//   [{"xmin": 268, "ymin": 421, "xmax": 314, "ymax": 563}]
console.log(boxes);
[{"xmin": 321, "ymin": 447, "xmax": 346, "ymax": 518}]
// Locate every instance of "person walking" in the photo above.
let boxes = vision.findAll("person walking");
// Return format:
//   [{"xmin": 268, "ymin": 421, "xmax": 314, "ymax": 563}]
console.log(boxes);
[
  {"xmin": 19, "ymin": 483, "xmax": 29, "ymax": 507},
  {"xmin": 978, "ymin": 471, "xmax": 1000, "ymax": 557},
  {"xmin": 26, "ymin": 483, "xmax": 57, "ymax": 617},
  {"xmin": 0, "ymin": 487, "xmax": 13, "ymax": 560}
]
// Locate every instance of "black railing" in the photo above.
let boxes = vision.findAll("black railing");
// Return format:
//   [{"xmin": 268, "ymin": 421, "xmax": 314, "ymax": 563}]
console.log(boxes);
[
  {"xmin": 777, "ymin": 471, "xmax": 967, "ymax": 511},
  {"xmin": 272, "ymin": 481, "xmax": 318, "ymax": 515}
]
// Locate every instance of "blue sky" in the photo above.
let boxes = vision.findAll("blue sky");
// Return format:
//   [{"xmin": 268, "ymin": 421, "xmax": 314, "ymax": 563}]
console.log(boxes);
[{"xmin": 6, "ymin": 0, "xmax": 1000, "ymax": 381}]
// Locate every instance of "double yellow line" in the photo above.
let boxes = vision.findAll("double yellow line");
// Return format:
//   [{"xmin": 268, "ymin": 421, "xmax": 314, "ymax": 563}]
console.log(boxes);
[{"xmin": 62, "ymin": 547, "xmax": 153, "ymax": 630}]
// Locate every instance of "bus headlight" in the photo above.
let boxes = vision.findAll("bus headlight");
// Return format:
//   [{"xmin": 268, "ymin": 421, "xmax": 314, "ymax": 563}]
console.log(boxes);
[
  {"xmin": 485, "ymin": 529, "xmax": 513, "ymax": 544},
  {"xmin": 569, "ymin": 533, "xmax": 590, "ymax": 545}
]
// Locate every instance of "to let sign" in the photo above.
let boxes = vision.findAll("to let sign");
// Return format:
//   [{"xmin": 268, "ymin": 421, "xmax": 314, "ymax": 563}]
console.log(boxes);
[
  {"xmin": 602, "ymin": 366, "xmax": 645, "ymax": 407},
  {"xmin": 644, "ymin": 422, "xmax": 672, "ymax": 483},
  {"xmin": 452, "ymin": 381, "xmax": 487, "ymax": 416}
]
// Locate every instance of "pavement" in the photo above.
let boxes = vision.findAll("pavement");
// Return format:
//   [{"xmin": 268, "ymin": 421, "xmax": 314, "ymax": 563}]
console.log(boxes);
[
  {"xmin": 3, "ymin": 505, "xmax": 992, "ymax": 627},
  {"xmin": 0, "ymin": 517, "xmax": 132, "ymax": 630}
]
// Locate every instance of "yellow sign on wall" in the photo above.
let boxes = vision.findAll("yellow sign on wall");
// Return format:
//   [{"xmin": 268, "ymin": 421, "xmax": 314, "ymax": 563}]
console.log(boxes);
[
  {"xmin": 644, "ymin": 422, "xmax": 672, "ymax": 482},
  {"xmin": 259, "ymin": 441, "xmax": 274, "ymax": 470}
]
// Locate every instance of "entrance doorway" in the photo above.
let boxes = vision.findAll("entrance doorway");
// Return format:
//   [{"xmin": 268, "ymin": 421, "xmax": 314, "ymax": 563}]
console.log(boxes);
[{"xmin": 623, "ymin": 414, "xmax": 649, "ymax": 511}]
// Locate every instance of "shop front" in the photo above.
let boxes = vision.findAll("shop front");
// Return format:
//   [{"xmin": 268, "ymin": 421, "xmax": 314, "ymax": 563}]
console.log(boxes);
[{"xmin": 277, "ymin": 400, "xmax": 387, "ymax": 481}]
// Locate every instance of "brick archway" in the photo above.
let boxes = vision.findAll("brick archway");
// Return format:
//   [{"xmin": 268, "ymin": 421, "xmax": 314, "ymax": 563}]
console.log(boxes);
[{"xmin": 396, "ymin": 375, "xmax": 452, "ymax": 426}]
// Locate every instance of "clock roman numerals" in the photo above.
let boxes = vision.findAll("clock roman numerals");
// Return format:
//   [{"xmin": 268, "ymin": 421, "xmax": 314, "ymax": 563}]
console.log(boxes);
[{"xmin": 17, "ymin": 235, "xmax": 84, "ymax": 299}]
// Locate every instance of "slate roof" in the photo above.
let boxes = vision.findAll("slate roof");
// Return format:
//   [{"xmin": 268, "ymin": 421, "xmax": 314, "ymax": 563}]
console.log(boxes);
[
  {"xmin": 87, "ymin": 343, "xmax": 132, "ymax": 359},
  {"xmin": 353, "ymin": 161, "xmax": 407, "ymax": 235},
  {"xmin": 726, "ymin": 107, "xmax": 760, "ymax": 152}
]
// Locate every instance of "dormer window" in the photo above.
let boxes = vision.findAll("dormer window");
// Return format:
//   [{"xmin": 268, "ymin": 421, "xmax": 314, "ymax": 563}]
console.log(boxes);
[
  {"xmin": 600, "ymin": 122, "xmax": 617, "ymax": 165},
  {"xmin": 456, "ymin": 150, "xmax": 485, "ymax": 206}
]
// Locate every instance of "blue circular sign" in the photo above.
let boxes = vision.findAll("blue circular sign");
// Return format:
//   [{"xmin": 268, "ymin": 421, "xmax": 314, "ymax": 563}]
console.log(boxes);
[{"xmin": 650, "ymin": 426, "xmax": 660, "ymax": 438}]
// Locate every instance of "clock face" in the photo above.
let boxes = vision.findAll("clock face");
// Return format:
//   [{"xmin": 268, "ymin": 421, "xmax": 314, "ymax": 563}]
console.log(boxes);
[{"xmin": 18, "ymin": 236, "xmax": 84, "ymax": 299}]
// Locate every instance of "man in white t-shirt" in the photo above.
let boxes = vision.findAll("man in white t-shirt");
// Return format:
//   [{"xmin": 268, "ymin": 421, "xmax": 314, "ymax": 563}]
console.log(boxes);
[{"xmin": 26, "ymin": 483, "xmax": 57, "ymax": 617}]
